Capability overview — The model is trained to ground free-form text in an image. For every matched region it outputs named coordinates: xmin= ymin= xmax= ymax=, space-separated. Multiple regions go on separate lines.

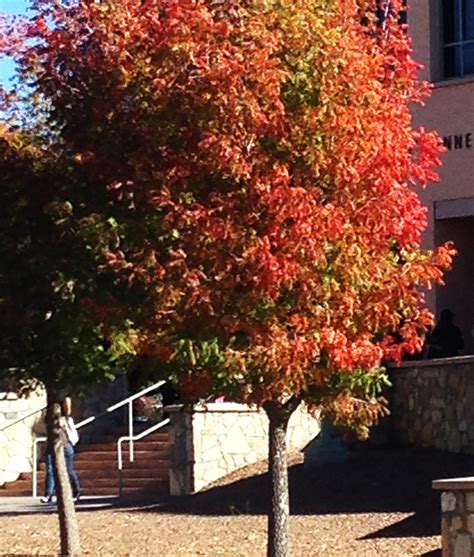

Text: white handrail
xmin=117 ymin=417 xmax=170 ymax=496
xmin=0 ymin=405 xmax=47 ymax=432
xmin=32 ymin=436 xmax=46 ymax=499
xmin=32 ymin=380 xmax=167 ymax=498
xmin=107 ymin=381 xmax=166 ymax=412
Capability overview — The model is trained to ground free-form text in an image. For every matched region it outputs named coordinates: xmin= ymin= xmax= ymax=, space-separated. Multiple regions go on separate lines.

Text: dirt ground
xmin=3 ymin=447 xmax=474 ymax=556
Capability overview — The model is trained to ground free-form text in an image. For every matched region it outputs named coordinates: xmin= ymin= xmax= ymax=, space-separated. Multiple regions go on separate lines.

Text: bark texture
xmin=264 ymin=398 xmax=301 ymax=557
xmin=46 ymin=390 xmax=81 ymax=556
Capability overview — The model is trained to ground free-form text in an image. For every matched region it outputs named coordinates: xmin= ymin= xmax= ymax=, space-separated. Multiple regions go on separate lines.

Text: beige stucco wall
xmin=410 ymin=2 xmax=474 ymax=352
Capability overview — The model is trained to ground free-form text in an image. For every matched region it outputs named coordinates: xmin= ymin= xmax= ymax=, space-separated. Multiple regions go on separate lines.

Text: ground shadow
xmin=151 ymin=446 xmax=474 ymax=541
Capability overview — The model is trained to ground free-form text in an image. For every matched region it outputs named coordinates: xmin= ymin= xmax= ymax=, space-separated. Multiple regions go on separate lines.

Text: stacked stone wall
xmin=433 ymin=478 xmax=474 ymax=557
xmin=0 ymin=390 xmax=46 ymax=486
xmin=390 ymin=356 xmax=474 ymax=453
xmin=168 ymin=402 xmax=320 ymax=495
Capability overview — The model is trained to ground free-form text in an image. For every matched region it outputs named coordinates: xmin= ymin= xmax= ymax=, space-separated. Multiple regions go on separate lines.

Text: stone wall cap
xmin=0 ymin=393 xmax=19 ymax=401
xmin=389 ymin=355 xmax=474 ymax=370
xmin=432 ymin=477 xmax=474 ymax=491
xmin=164 ymin=402 xmax=260 ymax=414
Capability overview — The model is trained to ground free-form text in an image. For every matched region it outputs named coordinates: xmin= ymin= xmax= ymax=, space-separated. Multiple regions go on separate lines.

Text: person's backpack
xmin=62 ymin=416 xmax=79 ymax=446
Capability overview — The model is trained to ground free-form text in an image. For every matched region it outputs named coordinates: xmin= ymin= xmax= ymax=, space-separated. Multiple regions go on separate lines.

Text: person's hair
xmin=61 ymin=396 xmax=72 ymax=417
xmin=441 ymin=308 xmax=454 ymax=322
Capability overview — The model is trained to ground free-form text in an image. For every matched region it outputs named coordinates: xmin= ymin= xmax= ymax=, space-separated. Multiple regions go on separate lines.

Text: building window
xmin=443 ymin=0 xmax=474 ymax=78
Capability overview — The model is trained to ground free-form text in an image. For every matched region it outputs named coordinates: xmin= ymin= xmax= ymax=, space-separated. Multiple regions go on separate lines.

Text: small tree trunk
xmin=264 ymin=398 xmax=301 ymax=557
xmin=46 ymin=390 xmax=81 ymax=556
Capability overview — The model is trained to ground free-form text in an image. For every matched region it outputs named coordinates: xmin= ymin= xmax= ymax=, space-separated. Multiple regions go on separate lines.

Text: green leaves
xmin=0 ymin=0 xmax=452 ymax=435
xmin=327 ymin=367 xmax=391 ymax=400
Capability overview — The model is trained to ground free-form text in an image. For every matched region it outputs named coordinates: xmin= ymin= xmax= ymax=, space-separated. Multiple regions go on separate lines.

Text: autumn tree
xmin=0 ymin=121 xmax=126 ymax=555
xmin=1 ymin=1 xmax=454 ymax=555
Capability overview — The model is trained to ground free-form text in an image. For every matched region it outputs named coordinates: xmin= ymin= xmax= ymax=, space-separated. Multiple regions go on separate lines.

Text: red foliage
xmin=0 ymin=0 xmax=454 ymax=424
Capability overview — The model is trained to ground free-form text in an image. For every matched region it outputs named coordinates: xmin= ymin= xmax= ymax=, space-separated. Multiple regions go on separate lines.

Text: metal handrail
xmin=32 ymin=380 xmax=166 ymax=498
xmin=117 ymin=417 xmax=170 ymax=496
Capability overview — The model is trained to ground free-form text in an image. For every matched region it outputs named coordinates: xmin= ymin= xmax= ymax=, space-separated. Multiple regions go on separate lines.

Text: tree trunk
xmin=263 ymin=398 xmax=301 ymax=557
xmin=46 ymin=390 xmax=81 ymax=556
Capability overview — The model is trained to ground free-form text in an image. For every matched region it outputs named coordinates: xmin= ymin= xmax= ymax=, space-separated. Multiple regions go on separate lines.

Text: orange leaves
xmin=1 ymin=1 xmax=453 ymax=425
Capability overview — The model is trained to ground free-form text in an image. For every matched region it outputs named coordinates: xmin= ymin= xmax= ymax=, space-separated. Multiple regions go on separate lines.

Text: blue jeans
xmin=44 ymin=444 xmax=81 ymax=497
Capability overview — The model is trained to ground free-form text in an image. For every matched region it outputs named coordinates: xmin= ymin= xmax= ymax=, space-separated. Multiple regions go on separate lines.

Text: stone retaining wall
xmin=433 ymin=477 xmax=474 ymax=557
xmin=167 ymin=402 xmax=320 ymax=496
xmin=390 ymin=356 xmax=474 ymax=453
xmin=0 ymin=390 xmax=46 ymax=486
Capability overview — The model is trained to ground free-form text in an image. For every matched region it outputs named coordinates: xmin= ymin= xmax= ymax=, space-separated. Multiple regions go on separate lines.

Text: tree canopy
xmin=0 ymin=0 xmax=454 ymax=431
xmin=0 ymin=1 xmax=455 ymax=555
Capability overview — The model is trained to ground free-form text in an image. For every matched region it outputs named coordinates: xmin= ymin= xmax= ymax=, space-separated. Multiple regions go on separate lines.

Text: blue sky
xmin=0 ymin=0 xmax=32 ymax=85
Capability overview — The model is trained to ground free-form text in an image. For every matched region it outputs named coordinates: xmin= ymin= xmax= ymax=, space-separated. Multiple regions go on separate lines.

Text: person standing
xmin=427 ymin=309 xmax=465 ymax=359
xmin=41 ymin=396 xmax=81 ymax=503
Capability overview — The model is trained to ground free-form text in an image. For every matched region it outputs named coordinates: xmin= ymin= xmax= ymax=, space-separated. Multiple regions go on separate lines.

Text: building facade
xmin=410 ymin=2 xmax=474 ymax=353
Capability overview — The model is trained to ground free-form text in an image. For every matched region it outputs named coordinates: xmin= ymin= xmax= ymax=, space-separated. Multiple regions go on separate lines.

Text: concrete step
xmin=2 ymin=426 xmax=170 ymax=497
xmin=1 ymin=479 xmax=32 ymax=492
xmin=75 ymin=449 xmax=167 ymax=462
xmin=36 ymin=458 xmax=169 ymax=474
xmin=80 ymin=477 xmax=167 ymax=489
xmin=0 ymin=489 xmax=31 ymax=496
xmin=23 ymin=465 xmax=169 ymax=489
xmin=98 ymin=430 xmax=170 ymax=444
xmin=122 ymin=459 xmax=170 ymax=470
xmin=77 ymin=440 xmax=168 ymax=453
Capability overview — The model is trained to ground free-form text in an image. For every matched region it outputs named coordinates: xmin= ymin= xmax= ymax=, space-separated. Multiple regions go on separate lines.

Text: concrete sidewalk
xmin=0 ymin=495 xmax=122 ymax=515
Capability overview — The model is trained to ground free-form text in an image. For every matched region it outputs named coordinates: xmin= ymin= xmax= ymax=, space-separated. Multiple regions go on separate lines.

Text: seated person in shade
xmin=427 ymin=309 xmax=464 ymax=359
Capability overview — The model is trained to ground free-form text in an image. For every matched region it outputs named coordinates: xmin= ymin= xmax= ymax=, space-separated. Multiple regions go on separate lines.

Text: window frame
xmin=443 ymin=0 xmax=474 ymax=78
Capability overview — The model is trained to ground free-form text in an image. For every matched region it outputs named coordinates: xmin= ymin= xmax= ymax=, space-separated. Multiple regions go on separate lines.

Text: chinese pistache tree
xmin=1 ymin=1 xmax=454 ymax=555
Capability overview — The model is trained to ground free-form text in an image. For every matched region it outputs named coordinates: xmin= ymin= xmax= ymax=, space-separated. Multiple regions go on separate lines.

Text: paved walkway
xmin=0 ymin=494 xmax=155 ymax=515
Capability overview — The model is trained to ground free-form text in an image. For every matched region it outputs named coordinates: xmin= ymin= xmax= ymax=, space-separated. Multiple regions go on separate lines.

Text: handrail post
xmin=117 ymin=439 xmax=124 ymax=497
xmin=32 ymin=439 xmax=38 ymax=499
xmin=128 ymin=400 xmax=134 ymax=462
xmin=116 ymin=418 xmax=170 ymax=498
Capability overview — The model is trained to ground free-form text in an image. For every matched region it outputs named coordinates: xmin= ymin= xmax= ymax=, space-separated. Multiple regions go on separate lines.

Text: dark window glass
xmin=443 ymin=0 xmax=457 ymax=43
xmin=399 ymin=0 xmax=408 ymax=25
xmin=462 ymin=42 xmax=474 ymax=72
xmin=463 ymin=0 xmax=474 ymax=40
xmin=443 ymin=0 xmax=474 ymax=77
xmin=443 ymin=45 xmax=458 ymax=78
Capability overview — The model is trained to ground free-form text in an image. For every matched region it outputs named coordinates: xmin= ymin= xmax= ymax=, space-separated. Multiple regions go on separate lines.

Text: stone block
xmin=454 ymin=533 xmax=471 ymax=557
xmin=9 ymin=454 xmax=31 ymax=473
xmin=221 ymin=436 xmax=251 ymax=455
xmin=0 ymin=449 xmax=8 ymax=470
xmin=442 ymin=492 xmax=457 ymax=512
xmin=466 ymin=514 xmax=474 ymax=533
xmin=432 ymin=410 xmax=443 ymax=424
xmin=452 ymin=515 xmax=463 ymax=531
xmin=4 ymin=412 xmax=18 ymax=420
xmin=201 ymin=446 xmax=223 ymax=463
xmin=466 ymin=492 xmax=474 ymax=512
xmin=2 ymin=470 xmax=20 ymax=483
xmin=244 ymin=452 xmax=258 ymax=465
xmin=9 ymin=442 xmax=31 ymax=460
